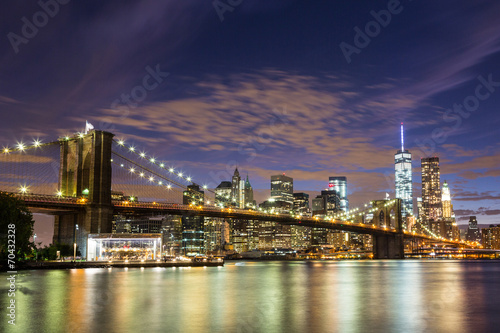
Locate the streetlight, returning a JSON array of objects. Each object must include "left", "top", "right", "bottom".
[
  {"left": 73, "top": 224, "right": 79, "bottom": 262},
  {"left": 33, "top": 233, "right": 37, "bottom": 260}
]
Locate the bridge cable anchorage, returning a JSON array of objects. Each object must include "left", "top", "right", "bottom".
[{"left": 112, "top": 139, "right": 215, "bottom": 194}]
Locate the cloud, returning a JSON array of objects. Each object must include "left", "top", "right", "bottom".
[{"left": 453, "top": 190, "right": 500, "bottom": 202}]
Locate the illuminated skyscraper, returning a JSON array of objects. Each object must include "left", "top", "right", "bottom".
[
  {"left": 231, "top": 168, "right": 241, "bottom": 207},
  {"left": 328, "top": 176, "right": 348, "bottom": 212},
  {"left": 244, "top": 175, "right": 255, "bottom": 208},
  {"left": 442, "top": 181, "right": 453, "bottom": 218},
  {"left": 421, "top": 157, "right": 442, "bottom": 222},
  {"left": 271, "top": 173, "right": 293, "bottom": 204},
  {"left": 395, "top": 123, "right": 413, "bottom": 217},
  {"left": 182, "top": 184, "right": 205, "bottom": 255}
]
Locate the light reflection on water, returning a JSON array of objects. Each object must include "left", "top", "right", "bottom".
[{"left": 1, "top": 260, "right": 500, "bottom": 333}]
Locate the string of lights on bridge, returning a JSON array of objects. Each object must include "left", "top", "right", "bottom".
[
  {"left": 113, "top": 138, "right": 215, "bottom": 193},
  {"left": 1, "top": 138, "right": 59, "bottom": 154}
]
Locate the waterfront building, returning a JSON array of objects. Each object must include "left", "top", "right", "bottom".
[
  {"left": 204, "top": 217, "right": 226, "bottom": 255},
  {"left": 328, "top": 176, "right": 348, "bottom": 212},
  {"left": 421, "top": 157, "right": 442, "bottom": 222},
  {"left": 311, "top": 190, "right": 342, "bottom": 246},
  {"left": 271, "top": 173, "right": 294, "bottom": 204},
  {"left": 395, "top": 124, "right": 413, "bottom": 217},
  {"left": 291, "top": 192, "right": 311, "bottom": 249},
  {"left": 161, "top": 215, "right": 182, "bottom": 255},
  {"left": 182, "top": 184, "right": 205, "bottom": 255},
  {"left": 258, "top": 199, "right": 292, "bottom": 250}
]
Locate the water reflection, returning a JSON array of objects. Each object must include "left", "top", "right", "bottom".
[{"left": 1, "top": 260, "right": 500, "bottom": 333}]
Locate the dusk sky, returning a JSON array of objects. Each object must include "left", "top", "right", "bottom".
[{"left": 1, "top": 0, "right": 499, "bottom": 241}]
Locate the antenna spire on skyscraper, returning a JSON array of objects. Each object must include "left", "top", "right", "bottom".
[{"left": 400, "top": 122, "right": 404, "bottom": 151}]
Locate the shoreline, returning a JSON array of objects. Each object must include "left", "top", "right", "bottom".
[{"left": 1, "top": 260, "right": 223, "bottom": 271}]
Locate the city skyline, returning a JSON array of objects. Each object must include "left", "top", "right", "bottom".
[{"left": 1, "top": 0, "right": 499, "bottom": 229}]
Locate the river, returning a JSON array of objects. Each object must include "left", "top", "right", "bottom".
[{"left": 2, "top": 260, "right": 500, "bottom": 333}]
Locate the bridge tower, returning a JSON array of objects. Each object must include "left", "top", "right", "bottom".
[
  {"left": 371, "top": 199, "right": 404, "bottom": 259},
  {"left": 53, "top": 130, "right": 114, "bottom": 256}
]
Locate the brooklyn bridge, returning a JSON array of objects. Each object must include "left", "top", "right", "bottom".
[{"left": 0, "top": 129, "right": 472, "bottom": 259}]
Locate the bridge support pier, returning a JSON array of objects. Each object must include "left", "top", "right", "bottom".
[{"left": 373, "top": 233, "right": 404, "bottom": 259}]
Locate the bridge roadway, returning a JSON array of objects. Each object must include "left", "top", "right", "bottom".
[{"left": 10, "top": 192, "right": 469, "bottom": 246}]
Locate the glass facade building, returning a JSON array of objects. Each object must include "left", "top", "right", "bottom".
[
  {"left": 395, "top": 124, "right": 413, "bottom": 217},
  {"left": 395, "top": 150, "right": 413, "bottom": 217},
  {"left": 328, "top": 176, "right": 348, "bottom": 212},
  {"left": 271, "top": 174, "right": 294, "bottom": 204},
  {"left": 87, "top": 233, "right": 162, "bottom": 261}
]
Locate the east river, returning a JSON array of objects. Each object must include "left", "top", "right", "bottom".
[{"left": 2, "top": 260, "right": 500, "bottom": 333}]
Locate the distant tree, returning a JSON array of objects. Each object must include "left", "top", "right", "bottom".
[{"left": 0, "top": 192, "right": 35, "bottom": 260}]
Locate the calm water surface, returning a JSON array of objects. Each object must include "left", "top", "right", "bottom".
[{"left": 2, "top": 260, "right": 500, "bottom": 333}]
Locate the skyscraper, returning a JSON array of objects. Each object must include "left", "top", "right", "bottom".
[
  {"left": 231, "top": 168, "right": 241, "bottom": 207},
  {"left": 442, "top": 181, "right": 453, "bottom": 218},
  {"left": 293, "top": 192, "right": 310, "bottom": 215},
  {"left": 328, "top": 176, "right": 348, "bottom": 212},
  {"left": 466, "top": 216, "right": 481, "bottom": 243},
  {"left": 421, "top": 157, "right": 442, "bottom": 222},
  {"left": 395, "top": 123, "right": 413, "bottom": 217},
  {"left": 271, "top": 173, "right": 293, "bottom": 204},
  {"left": 244, "top": 175, "right": 255, "bottom": 208},
  {"left": 182, "top": 184, "right": 205, "bottom": 255}
]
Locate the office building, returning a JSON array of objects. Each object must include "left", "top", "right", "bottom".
[
  {"left": 215, "top": 181, "right": 232, "bottom": 207},
  {"left": 328, "top": 176, "right": 348, "bottom": 212},
  {"left": 466, "top": 216, "right": 481, "bottom": 243},
  {"left": 231, "top": 168, "right": 241, "bottom": 207},
  {"left": 482, "top": 225, "right": 500, "bottom": 249},
  {"left": 442, "top": 181, "right": 453, "bottom": 218},
  {"left": 395, "top": 124, "right": 413, "bottom": 217},
  {"left": 182, "top": 184, "right": 205, "bottom": 255},
  {"left": 421, "top": 157, "right": 442, "bottom": 222},
  {"left": 312, "top": 190, "right": 341, "bottom": 216},
  {"left": 291, "top": 192, "right": 311, "bottom": 249},
  {"left": 244, "top": 175, "right": 255, "bottom": 208},
  {"left": 293, "top": 192, "right": 311, "bottom": 215},
  {"left": 271, "top": 173, "right": 294, "bottom": 204}
]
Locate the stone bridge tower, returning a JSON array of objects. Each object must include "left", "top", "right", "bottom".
[
  {"left": 370, "top": 199, "right": 404, "bottom": 259},
  {"left": 53, "top": 130, "right": 114, "bottom": 256}
]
